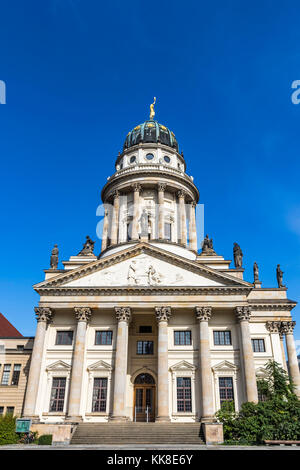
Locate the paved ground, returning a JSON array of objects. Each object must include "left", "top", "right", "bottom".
[{"left": 0, "top": 444, "right": 300, "bottom": 450}]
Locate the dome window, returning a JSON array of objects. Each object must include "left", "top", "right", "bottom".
[
  {"left": 130, "top": 156, "right": 136, "bottom": 164},
  {"left": 146, "top": 153, "right": 154, "bottom": 161},
  {"left": 164, "top": 156, "right": 171, "bottom": 163}
]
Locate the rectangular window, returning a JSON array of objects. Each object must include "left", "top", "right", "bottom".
[
  {"left": 139, "top": 326, "right": 152, "bottom": 333},
  {"left": 251, "top": 339, "right": 265, "bottom": 352},
  {"left": 92, "top": 378, "right": 108, "bottom": 412},
  {"left": 0, "top": 407, "right": 4, "bottom": 415},
  {"left": 174, "top": 331, "right": 192, "bottom": 346},
  {"left": 49, "top": 377, "right": 66, "bottom": 412},
  {"left": 164, "top": 223, "right": 172, "bottom": 241},
  {"left": 177, "top": 377, "right": 192, "bottom": 412},
  {"left": 95, "top": 331, "right": 113, "bottom": 345},
  {"left": 55, "top": 331, "right": 73, "bottom": 346},
  {"left": 1, "top": 364, "right": 11, "bottom": 385},
  {"left": 213, "top": 331, "right": 232, "bottom": 346},
  {"left": 137, "top": 341, "right": 154, "bottom": 355},
  {"left": 127, "top": 223, "right": 132, "bottom": 241},
  {"left": 11, "top": 364, "right": 21, "bottom": 386},
  {"left": 6, "top": 407, "right": 14, "bottom": 415},
  {"left": 219, "top": 377, "right": 234, "bottom": 406}
]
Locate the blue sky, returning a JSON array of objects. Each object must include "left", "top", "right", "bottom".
[{"left": 0, "top": 0, "right": 300, "bottom": 351}]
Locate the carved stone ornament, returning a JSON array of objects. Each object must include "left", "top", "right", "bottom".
[
  {"left": 280, "top": 321, "right": 296, "bottom": 335},
  {"left": 155, "top": 306, "right": 172, "bottom": 323},
  {"left": 78, "top": 236, "right": 95, "bottom": 257},
  {"left": 235, "top": 306, "right": 251, "bottom": 322},
  {"left": 115, "top": 307, "right": 131, "bottom": 323},
  {"left": 50, "top": 244, "right": 59, "bottom": 270},
  {"left": 34, "top": 307, "right": 53, "bottom": 323},
  {"left": 158, "top": 183, "right": 167, "bottom": 192},
  {"left": 74, "top": 307, "right": 92, "bottom": 322},
  {"left": 132, "top": 182, "right": 142, "bottom": 193},
  {"left": 195, "top": 306, "right": 212, "bottom": 322},
  {"left": 265, "top": 321, "right": 281, "bottom": 334},
  {"left": 177, "top": 190, "right": 186, "bottom": 199}
]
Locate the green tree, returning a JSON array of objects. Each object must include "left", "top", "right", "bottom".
[{"left": 216, "top": 360, "right": 300, "bottom": 445}]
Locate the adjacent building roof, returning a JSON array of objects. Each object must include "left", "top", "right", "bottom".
[{"left": 0, "top": 312, "right": 23, "bottom": 338}]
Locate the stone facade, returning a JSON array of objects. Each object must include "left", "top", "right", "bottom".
[
  {"left": 0, "top": 337, "right": 34, "bottom": 416},
  {"left": 22, "top": 116, "right": 300, "bottom": 430}
]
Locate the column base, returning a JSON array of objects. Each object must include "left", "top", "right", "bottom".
[
  {"left": 65, "top": 416, "right": 83, "bottom": 423},
  {"left": 200, "top": 416, "right": 217, "bottom": 424},
  {"left": 109, "top": 415, "right": 130, "bottom": 422},
  {"left": 155, "top": 416, "right": 171, "bottom": 422}
]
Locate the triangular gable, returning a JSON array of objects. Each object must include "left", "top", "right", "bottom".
[
  {"left": 87, "top": 360, "right": 113, "bottom": 372},
  {"left": 35, "top": 243, "right": 252, "bottom": 290},
  {"left": 170, "top": 360, "right": 197, "bottom": 372},
  {"left": 46, "top": 360, "right": 71, "bottom": 371},
  {"left": 212, "top": 360, "right": 239, "bottom": 372}
]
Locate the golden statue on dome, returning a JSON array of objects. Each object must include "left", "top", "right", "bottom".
[{"left": 150, "top": 97, "right": 156, "bottom": 120}]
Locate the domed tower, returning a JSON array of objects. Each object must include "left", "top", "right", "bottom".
[{"left": 100, "top": 102, "right": 199, "bottom": 258}]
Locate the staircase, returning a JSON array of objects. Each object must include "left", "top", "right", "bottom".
[{"left": 71, "top": 422, "right": 205, "bottom": 445}]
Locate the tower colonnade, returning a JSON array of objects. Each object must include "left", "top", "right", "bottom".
[{"left": 101, "top": 182, "right": 198, "bottom": 253}]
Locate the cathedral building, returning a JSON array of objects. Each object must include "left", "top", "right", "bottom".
[{"left": 22, "top": 104, "right": 300, "bottom": 440}]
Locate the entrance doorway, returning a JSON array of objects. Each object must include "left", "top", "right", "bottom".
[{"left": 133, "top": 373, "right": 156, "bottom": 422}]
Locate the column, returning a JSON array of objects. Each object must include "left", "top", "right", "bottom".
[
  {"left": 101, "top": 206, "right": 109, "bottom": 252},
  {"left": 23, "top": 307, "right": 53, "bottom": 417},
  {"left": 189, "top": 201, "right": 197, "bottom": 252},
  {"left": 111, "top": 307, "right": 131, "bottom": 421},
  {"left": 281, "top": 321, "right": 300, "bottom": 397},
  {"left": 279, "top": 327, "right": 288, "bottom": 372},
  {"left": 235, "top": 306, "right": 258, "bottom": 403},
  {"left": 67, "top": 307, "right": 92, "bottom": 420},
  {"left": 131, "top": 183, "right": 141, "bottom": 240},
  {"left": 110, "top": 190, "right": 120, "bottom": 246},
  {"left": 265, "top": 321, "right": 284, "bottom": 366},
  {"left": 158, "top": 183, "right": 166, "bottom": 240},
  {"left": 195, "top": 306, "right": 214, "bottom": 421},
  {"left": 155, "top": 306, "right": 171, "bottom": 421},
  {"left": 177, "top": 190, "right": 187, "bottom": 246}
]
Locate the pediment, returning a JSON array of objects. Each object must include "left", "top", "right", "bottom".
[
  {"left": 212, "top": 360, "right": 238, "bottom": 372},
  {"left": 35, "top": 243, "right": 251, "bottom": 291},
  {"left": 46, "top": 360, "right": 71, "bottom": 371},
  {"left": 170, "top": 360, "right": 197, "bottom": 372},
  {"left": 87, "top": 360, "right": 113, "bottom": 372}
]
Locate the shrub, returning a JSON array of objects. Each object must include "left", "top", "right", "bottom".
[
  {"left": 38, "top": 434, "right": 53, "bottom": 445},
  {"left": 216, "top": 361, "right": 300, "bottom": 445},
  {"left": 0, "top": 415, "right": 19, "bottom": 445}
]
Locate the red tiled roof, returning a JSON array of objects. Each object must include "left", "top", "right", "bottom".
[{"left": 0, "top": 312, "right": 23, "bottom": 337}]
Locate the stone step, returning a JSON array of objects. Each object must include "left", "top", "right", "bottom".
[{"left": 71, "top": 423, "right": 205, "bottom": 445}]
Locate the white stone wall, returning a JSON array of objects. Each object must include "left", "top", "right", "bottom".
[{"left": 35, "top": 309, "right": 285, "bottom": 423}]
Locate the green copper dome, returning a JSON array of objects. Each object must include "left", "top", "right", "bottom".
[{"left": 123, "top": 120, "right": 179, "bottom": 152}]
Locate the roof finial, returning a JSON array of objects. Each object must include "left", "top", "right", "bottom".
[{"left": 150, "top": 97, "right": 156, "bottom": 120}]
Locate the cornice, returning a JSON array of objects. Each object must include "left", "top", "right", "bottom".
[
  {"left": 34, "top": 243, "right": 252, "bottom": 291},
  {"left": 35, "top": 285, "right": 251, "bottom": 296},
  {"left": 101, "top": 169, "right": 199, "bottom": 203},
  {"left": 249, "top": 301, "right": 297, "bottom": 311}
]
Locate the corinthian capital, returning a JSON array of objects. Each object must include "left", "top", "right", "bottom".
[
  {"left": 177, "top": 190, "right": 186, "bottom": 200},
  {"left": 34, "top": 307, "right": 53, "bottom": 323},
  {"left": 195, "top": 306, "right": 212, "bottom": 322},
  {"left": 115, "top": 307, "right": 131, "bottom": 323},
  {"left": 132, "top": 182, "right": 142, "bottom": 193},
  {"left": 158, "top": 183, "right": 167, "bottom": 192},
  {"left": 280, "top": 321, "right": 296, "bottom": 335},
  {"left": 266, "top": 321, "right": 281, "bottom": 334},
  {"left": 74, "top": 307, "right": 92, "bottom": 322},
  {"left": 235, "top": 306, "right": 251, "bottom": 322},
  {"left": 155, "top": 306, "right": 172, "bottom": 323}
]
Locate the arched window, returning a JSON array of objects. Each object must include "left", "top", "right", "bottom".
[{"left": 134, "top": 373, "right": 155, "bottom": 385}]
